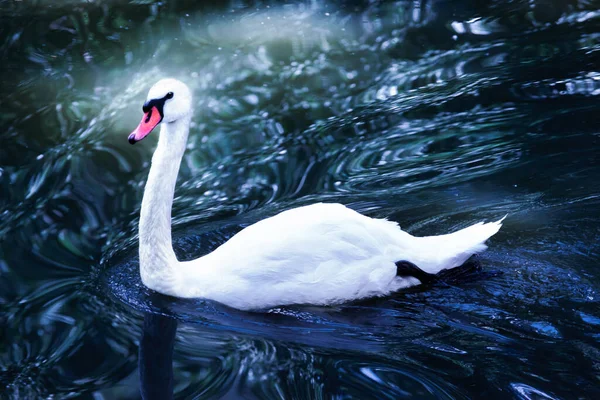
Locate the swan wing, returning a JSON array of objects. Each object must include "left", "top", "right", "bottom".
[
  {"left": 178, "top": 203, "right": 504, "bottom": 310},
  {"left": 183, "top": 203, "right": 402, "bottom": 309}
]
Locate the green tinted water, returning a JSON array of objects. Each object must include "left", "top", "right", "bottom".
[{"left": 1, "top": 1, "right": 599, "bottom": 398}]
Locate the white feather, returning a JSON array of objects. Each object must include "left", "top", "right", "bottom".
[
  {"left": 175, "top": 204, "right": 505, "bottom": 310},
  {"left": 133, "top": 79, "right": 505, "bottom": 311}
]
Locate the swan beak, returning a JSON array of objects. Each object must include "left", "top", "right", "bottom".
[{"left": 128, "top": 106, "right": 162, "bottom": 144}]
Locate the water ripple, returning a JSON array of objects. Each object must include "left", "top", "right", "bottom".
[{"left": 1, "top": 1, "right": 600, "bottom": 398}]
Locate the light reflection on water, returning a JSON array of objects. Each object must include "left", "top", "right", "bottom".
[{"left": 1, "top": 0, "right": 599, "bottom": 398}]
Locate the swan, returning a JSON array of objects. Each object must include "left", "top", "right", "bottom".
[{"left": 128, "top": 78, "right": 505, "bottom": 311}]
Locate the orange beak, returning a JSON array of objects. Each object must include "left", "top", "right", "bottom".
[{"left": 128, "top": 106, "right": 162, "bottom": 144}]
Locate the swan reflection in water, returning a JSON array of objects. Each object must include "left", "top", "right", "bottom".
[
  {"left": 129, "top": 226, "right": 493, "bottom": 399},
  {"left": 134, "top": 258, "right": 501, "bottom": 399},
  {"left": 139, "top": 312, "right": 177, "bottom": 400}
]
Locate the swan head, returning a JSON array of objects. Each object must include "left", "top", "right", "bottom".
[{"left": 128, "top": 78, "right": 192, "bottom": 144}]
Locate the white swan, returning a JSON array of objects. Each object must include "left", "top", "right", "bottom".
[{"left": 128, "top": 78, "right": 505, "bottom": 311}]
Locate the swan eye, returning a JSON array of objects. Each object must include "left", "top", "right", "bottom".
[{"left": 166, "top": 92, "right": 174, "bottom": 99}]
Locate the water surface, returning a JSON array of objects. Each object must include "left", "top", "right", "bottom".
[{"left": 1, "top": 0, "right": 599, "bottom": 398}]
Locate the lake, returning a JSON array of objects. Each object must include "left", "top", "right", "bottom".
[{"left": 1, "top": 0, "right": 599, "bottom": 398}]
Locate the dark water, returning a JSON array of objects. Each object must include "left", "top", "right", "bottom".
[{"left": 1, "top": 0, "right": 600, "bottom": 398}]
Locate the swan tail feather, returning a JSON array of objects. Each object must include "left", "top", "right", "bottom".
[{"left": 405, "top": 216, "right": 506, "bottom": 275}]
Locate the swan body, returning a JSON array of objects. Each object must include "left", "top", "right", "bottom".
[{"left": 129, "top": 79, "right": 505, "bottom": 311}]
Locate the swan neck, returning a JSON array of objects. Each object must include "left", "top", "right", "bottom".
[{"left": 138, "top": 117, "right": 190, "bottom": 291}]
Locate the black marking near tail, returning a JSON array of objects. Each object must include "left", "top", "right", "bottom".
[
  {"left": 396, "top": 256, "right": 504, "bottom": 286},
  {"left": 437, "top": 256, "right": 503, "bottom": 284},
  {"left": 395, "top": 260, "right": 437, "bottom": 284}
]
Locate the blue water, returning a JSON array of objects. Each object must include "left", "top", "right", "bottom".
[{"left": 1, "top": 1, "right": 599, "bottom": 398}]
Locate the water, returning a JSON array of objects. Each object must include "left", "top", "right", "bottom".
[{"left": 1, "top": 0, "right": 599, "bottom": 398}]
